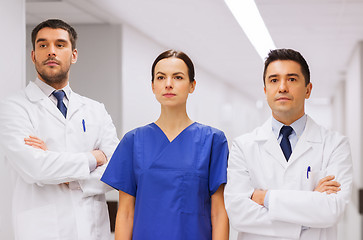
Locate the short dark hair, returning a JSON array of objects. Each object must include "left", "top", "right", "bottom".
[
  {"left": 151, "top": 50, "right": 195, "bottom": 83},
  {"left": 263, "top": 48, "right": 310, "bottom": 86},
  {"left": 31, "top": 19, "right": 77, "bottom": 50}
]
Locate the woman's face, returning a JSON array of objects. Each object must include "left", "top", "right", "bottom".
[{"left": 152, "top": 57, "right": 195, "bottom": 107}]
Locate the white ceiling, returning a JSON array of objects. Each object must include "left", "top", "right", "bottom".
[{"left": 26, "top": 0, "right": 363, "bottom": 102}]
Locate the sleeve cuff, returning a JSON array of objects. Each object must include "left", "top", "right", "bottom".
[
  {"left": 87, "top": 152, "right": 97, "bottom": 172},
  {"left": 264, "top": 190, "right": 270, "bottom": 209}
]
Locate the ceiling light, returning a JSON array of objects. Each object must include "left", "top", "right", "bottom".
[{"left": 224, "top": 0, "right": 276, "bottom": 60}]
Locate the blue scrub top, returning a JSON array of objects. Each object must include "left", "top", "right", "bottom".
[{"left": 101, "top": 122, "right": 228, "bottom": 240}]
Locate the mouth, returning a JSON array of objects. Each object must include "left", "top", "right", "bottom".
[
  {"left": 44, "top": 59, "right": 60, "bottom": 66},
  {"left": 275, "top": 96, "right": 291, "bottom": 102},
  {"left": 163, "top": 93, "right": 176, "bottom": 98}
]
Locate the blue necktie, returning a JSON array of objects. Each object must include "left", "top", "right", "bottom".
[
  {"left": 53, "top": 90, "right": 67, "bottom": 118},
  {"left": 280, "top": 126, "right": 293, "bottom": 161}
]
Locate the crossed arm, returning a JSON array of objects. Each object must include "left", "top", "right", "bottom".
[
  {"left": 251, "top": 175, "right": 342, "bottom": 206},
  {"left": 24, "top": 135, "right": 108, "bottom": 167},
  {"left": 0, "top": 100, "right": 118, "bottom": 192},
  {"left": 224, "top": 137, "right": 352, "bottom": 239}
]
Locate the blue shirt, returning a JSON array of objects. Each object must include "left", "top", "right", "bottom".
[{"left": 101, "top": 122, "right": 228, "bottom": 240}]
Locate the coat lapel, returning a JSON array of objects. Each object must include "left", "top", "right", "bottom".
[
  {"left": 25, "top": 82, "right": 66, "bottom": 123},
  {"left": 67, "top": 91, "right": 85, "bottom": 120},
  {"left": 288, "top": 116, "right": 322, "bottom": 165},
  {"left": 257, "top": 118, "right": 288, "bottom": 168}
]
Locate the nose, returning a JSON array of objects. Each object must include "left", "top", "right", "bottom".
[
  {"left": 165, "top": 77, "right": 173, "bottom": 89},
  {"left": 278, "top": 79, "right": 288, "bottom": 93},
  {"left": 47, "top": 44, "right": 56, "bottom": 57}
]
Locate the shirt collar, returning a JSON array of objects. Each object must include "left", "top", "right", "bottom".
[
  {"left": 34, "top": 78, "right": 71, "bottom": 100},
  {"left": 272, "top": 114, "right": 307, "bottom": 139}
]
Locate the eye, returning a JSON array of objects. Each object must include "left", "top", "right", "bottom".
[
  {"left": 175, "top": 75, "right": 183, "bottom": 80},
  {"left": 270, "top": 78, "right": 278, "bottom": 83},
  {"left": 156, "top": 76, "right": 164, "bottom": 80},
  {"left": 57, "top": 44, "right": 64, "bottom": 48},
  {"left": 39, "top": 44, "right": 46, "bottom": 48},
  {"left": 288, "top": 77, "right": 297, "bottom": 82}
]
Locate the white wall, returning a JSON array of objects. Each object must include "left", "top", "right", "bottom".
[
  {"left": 120, "top": 25, "right": 162, "bottom": 134},
  {"left": 0, "top": 0, "right": 25, "bottom": 239},
  {"left": 0, "top": 1, "right": 25, "bottom": 97},
  {"left": 332, "top": 80, "right": 346, "bottom": 133},
  {"left": 343, "top": 41, "right": 363, "bottom": 240},
  {"left": 306, "top": 102, "right": 333, "bottom": 129}
]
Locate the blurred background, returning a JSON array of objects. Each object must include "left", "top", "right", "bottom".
[{"left": 1, "top": 0, "right": 363, "bottom": 239}]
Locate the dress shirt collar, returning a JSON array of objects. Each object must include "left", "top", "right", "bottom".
[
  {"left": 272, "top": 114, "right": 307, "bottom": 139},
  {"left": 34, "top": 77, "right": 71, "bottom": 100}
]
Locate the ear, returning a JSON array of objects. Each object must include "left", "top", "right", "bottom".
[
  {"left": 189, "top": 80, "right": 196, "bottom": 94},
  {"left": 151, "top": 81, "right": 155, "bottom": 94},
  {"left": 305, "top": 82, "right": 312, "bottom": 99},
  {"left": 71, "top": 49, "right": 78, "bottom": 64},
  {"left": 263, "top": 85, "right": 267, "bottom": 95},
  {"left": 31, "top": 50, "right": 35, "bottom": 64}
]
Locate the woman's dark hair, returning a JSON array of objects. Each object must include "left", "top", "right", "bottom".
[{"left": 151, "top": 50, "right": 195, "bottom": 83}]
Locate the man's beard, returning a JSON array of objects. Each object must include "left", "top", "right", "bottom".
[
  {"left": 35, "top": 57, "right": 71, "bottom": 85},
  {"left": 37, "top": 68, "right": 69, "bottom": 85}
]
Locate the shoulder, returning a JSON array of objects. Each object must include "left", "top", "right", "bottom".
[
  {"left": 306, "top": 116, "right": 348, "bottom": 145},
  {"left": 192, "top": 123, "right": 227, "bottom": 145},
  {"left": 71, "top": 92, "right": 113, "bottom": 119},
  {"left": 73, "top": 92, "right": 104, "bottom": 107},
  {"left": 0, "top": 89, "right": 29, "bottom": 113},
  {"left": 233, "top": 123, "right": 266, "bottom": 145},
  {"left": 193, "top": 122, "right": 225, "bottom": 136},
  {"left": 121, "top": 123, "right": 155, "bottom": 141},
  {"left": 1, "top": 88, "right": 27, "bottom": 104}
]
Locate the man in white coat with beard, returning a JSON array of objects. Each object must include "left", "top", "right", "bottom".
[
  {"left": 224, "top": 48, "right": 352, "bottom": 240},
  {"left": 0, "top": 19, "right": 119, "bottom": 240}
]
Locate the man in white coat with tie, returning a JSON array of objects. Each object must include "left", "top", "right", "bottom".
[
  {"left": 224, "top": 48, "right": 352, "bottom": 240},
  {"left": 0, "top": 19, "right": 119, "bottom": 239}
]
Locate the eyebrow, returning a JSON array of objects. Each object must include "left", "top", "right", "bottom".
[
  {"left": 287, "top": 73, "right": 299, "bottom": 77},
  {"left": 173, "top": 72, "right": 185, "bottom": 76},
  {"left": 36, "top": 38, "right": 68, "bottom": 44},
  {"left": 36, "top": 38, "right": 47, "bottom": 43},
  {"left": 268, "top": 73, "right": 300, "bottom": 78},
  {"left": 155, "top": 71, "right": 185, "bottom": 75}
]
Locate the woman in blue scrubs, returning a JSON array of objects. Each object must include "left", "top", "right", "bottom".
[{"left": 101, "top": 50, "right": 229, "bottom": 240}]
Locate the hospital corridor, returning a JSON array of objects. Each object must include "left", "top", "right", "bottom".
[{"left": 1, "top": 0, "right": 363, "bottom": 239}]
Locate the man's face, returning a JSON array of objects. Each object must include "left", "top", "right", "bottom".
[
  {"left": 264, "top": 60, "right": 312, "bottom": 125},
  {"left": 31, "top": 27, "right": 77, "bottom": 88}
]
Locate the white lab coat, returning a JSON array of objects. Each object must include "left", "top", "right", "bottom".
[
  {"left": 0, "top": 81, "right": 119, "bottom": 240},
  {"left": 224, "top": 116, "right": 352, "bottom": 240}
]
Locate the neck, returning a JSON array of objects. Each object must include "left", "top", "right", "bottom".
[
  {"left": 155, "top": 104, "right": 193, "bottom": 132},
  {"left": 272, "top": 111, "right": 305, "bottom": 126},
  {"left": 38, "top": 76, "right": 69, "bottom": 90}
]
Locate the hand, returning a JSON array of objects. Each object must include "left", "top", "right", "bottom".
[
  {"left": 314, "top": 175, "right": 341, "bottom": 194},
  {"left": 24, "top": 135, "right": 48, "bottom": 151},
  {"left": 251, "top": 189, "right": 267, "bottom": 206},
  {"left": 91, "top": 150, "right": 107, "bottom": 166}
]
